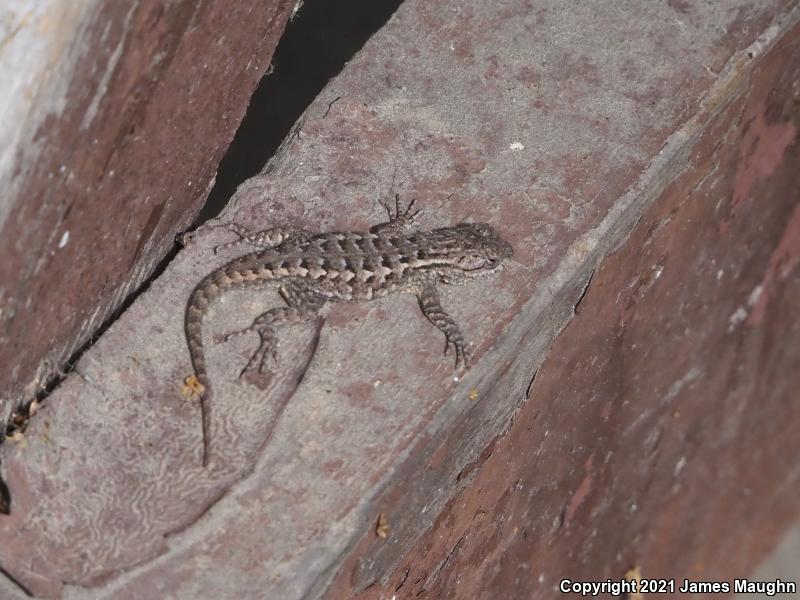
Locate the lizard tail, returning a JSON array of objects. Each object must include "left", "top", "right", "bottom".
[
  {"left": 185, "top": 257, "right": 273, "bottom": 466},
  {"left": 185, "top": 274, "right": 226, "bottom": 467}
]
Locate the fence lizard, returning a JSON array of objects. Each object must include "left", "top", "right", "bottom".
[{"left": 185, "top": 197, "right": 513, "bottom": 466}]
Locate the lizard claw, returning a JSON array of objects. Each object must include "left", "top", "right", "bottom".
[
  {"left": 372, "top": 194, "right": 422, "bottom": 236},
  {"left": 395, "top": 194, "right": 421, "bottom": 223},
  {"left": 399, "top": 196, "right": 421, "bottom": 221},
  {"left": 444, "top": 336, "right": 471, "bottom": 369},
  {"left": 238, "top": 332, "right": 279, "bottom": 378},
  {"left": 383, "top": 194, "right": 421, "bottom": 224},
  {"left": 221, "top": 318, "right": 280, "bottom": 376}
]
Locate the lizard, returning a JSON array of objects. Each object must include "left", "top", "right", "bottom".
[{"left": 184, "top": 197, "right": 513, "bottom": 466}]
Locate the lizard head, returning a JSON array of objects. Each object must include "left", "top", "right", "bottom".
[{"left": 432, "top": 222, "right": 513, "bottom": 283}]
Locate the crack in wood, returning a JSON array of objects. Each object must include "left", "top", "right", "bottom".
[{"left": 573, "top": 269, "right": 595, "bottom": 315}]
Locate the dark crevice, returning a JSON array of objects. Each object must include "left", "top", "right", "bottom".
[{"left": 192, "top": 0, "right": 404, "bottom": 226}]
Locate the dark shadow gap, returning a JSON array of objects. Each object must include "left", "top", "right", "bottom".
[{"left": 193, "top": 0, "right": 405, "bottom": 225}]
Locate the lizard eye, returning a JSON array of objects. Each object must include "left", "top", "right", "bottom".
[
  {"left": 457, "top": 222, "right": 490, "bottom": 237},
  {"left": 459, "top": 252, "right": 489, "bottom": 271}
]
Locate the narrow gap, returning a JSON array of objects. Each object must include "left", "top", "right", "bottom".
[
  {"left": 573, "top": 268, "right": 595, "bottom": 315},
  {"left": 193, "top": 0, "right": 405, "bottom": 225},
  {"left": 0, "top": 563, "right": 33, "bottom": 596},
  {"left": 0, "top": 0, "right": 404, "bottom": 504}
]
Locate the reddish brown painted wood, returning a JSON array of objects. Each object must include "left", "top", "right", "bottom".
[{"left": 0, "top": 0, "right": 295, "bottom": 420}]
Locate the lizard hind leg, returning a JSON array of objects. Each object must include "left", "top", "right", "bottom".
[
  {"left": 416, "top": 278, "right": 472, "bottom": 368},
  {"left": 222, "top": 282, "right": 326, "bottom": 380}
]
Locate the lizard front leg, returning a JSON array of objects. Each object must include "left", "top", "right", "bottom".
[
  {"left": 416, "top": 277, "right": 471, "bottom": 368},
  {"left": 371, "top": 194, "right": 421, "bottom": 236},
  {"left": 213, "top": 224, "right": 314, "bottom": 254},
  {"left": 222, "top": 281, "right": 325, "bottom": 377}
]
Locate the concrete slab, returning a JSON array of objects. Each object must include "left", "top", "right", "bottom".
[{"left": 1, "top": 0, "right": 798, "bottom": 598}]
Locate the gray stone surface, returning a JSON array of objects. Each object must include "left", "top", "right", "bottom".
[{"left": 1, "top": 0, "right": 798, "bottom": 598}]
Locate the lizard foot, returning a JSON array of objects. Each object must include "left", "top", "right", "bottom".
[
  {"left": 238, "top": 330, "right": 279, "bottom": 377},
  {"left": 213, "top": 223, "right": 310, "bottom": 254},
  {"left": 220, "top": 318, "right": 279, "bottom": 376},
  {"left": 444, "top": 334, "right": 471, "bottom": 369},
  {"left": 372, "top": 195, "right": 421, "bottom": 235},
  {"left": 213, "top": 223, "right": 257, "bottom": 254},
  {"left": 221, "top": 310, "right": 277, "bottom": 342},
  {"left": 385, "top": 194, "right": 421, "bottom": 225}
]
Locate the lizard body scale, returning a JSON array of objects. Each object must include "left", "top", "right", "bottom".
[{"left": 185, "top": 199, "right": 513, "bottom": 466}]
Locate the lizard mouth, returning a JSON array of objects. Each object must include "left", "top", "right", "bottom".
[{"left": 465, "top": 258, "right": 504, "bottom": 273}]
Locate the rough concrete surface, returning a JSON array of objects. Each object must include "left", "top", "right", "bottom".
[
  {"left": 0, "top": 0, "right": 296, "bottom": 419},
  {"left": 736, "top": 523, "right": 800, "bottom": 599},
  {"left": 1, "top": 1, "right": 799, "bottom": 598},
  {"left": 333, "top": 17, "right": 800, "bottom": 598}
]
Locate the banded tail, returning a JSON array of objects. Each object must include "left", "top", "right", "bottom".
[
  {"left": 185, "top": 256, "right": 277, "bottom": 466},
  {"left": 185, "top": 275, "right": 221, "bottom": 467}
]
